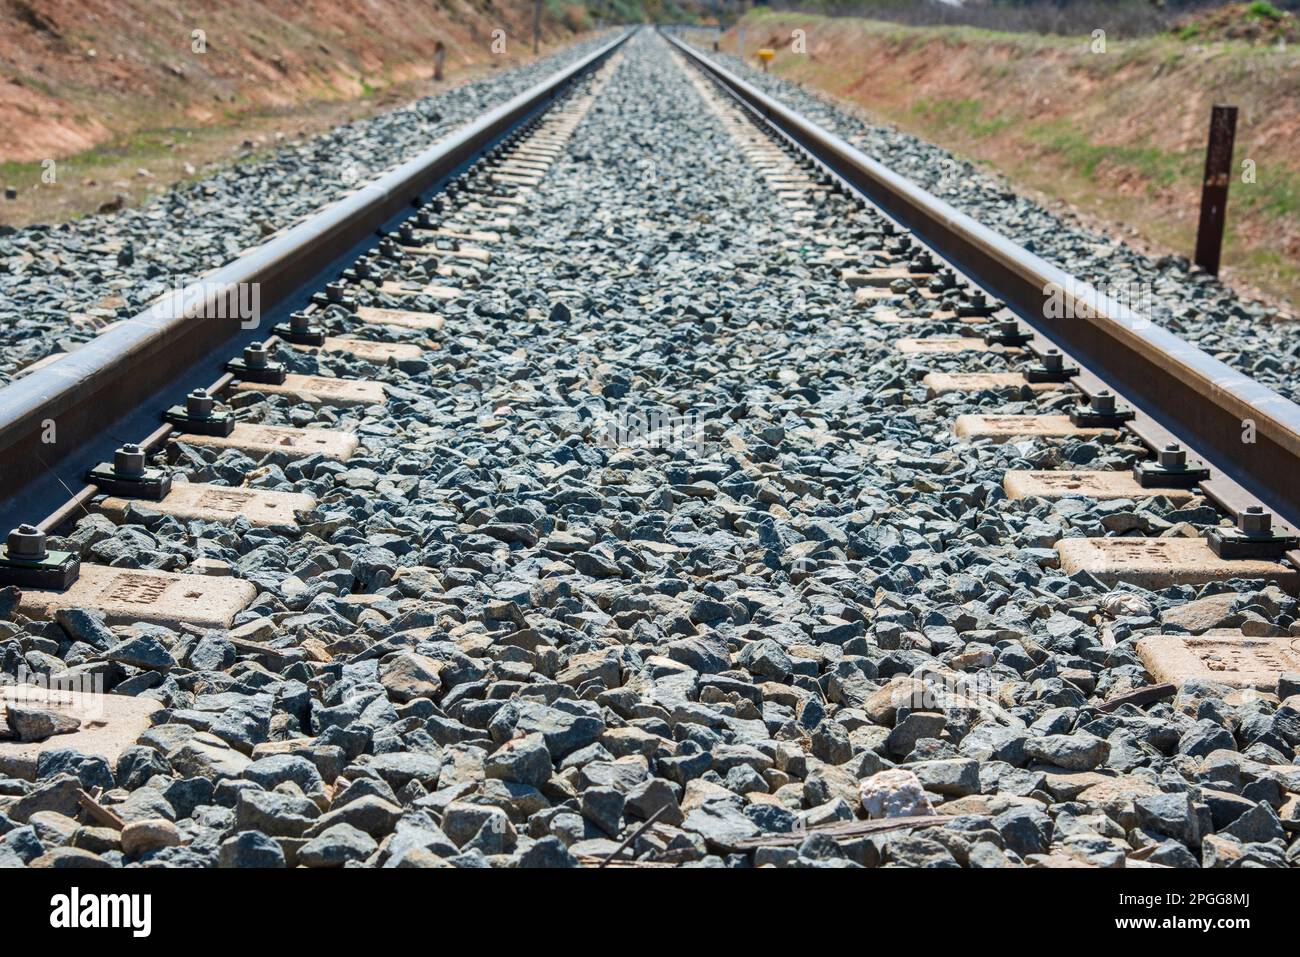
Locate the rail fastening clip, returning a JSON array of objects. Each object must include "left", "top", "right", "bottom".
[
  {"left": 0, "top": 524, "right": 80, "bottom": 590},
  {"left": 85, "top": 443, "right": 172, "bottom": 500},
  {"left": 1206, "top": 506, "right": 1299, "bottom": 561},
  {"left": 1069, "top": 390, "right": 1135, "bottom": 428},
  {"left": 1132, "top": 443, "right": 1211, "bottom": 490},
  {"left": 164, "top": 389, "right": 236, "bottom": 436}
]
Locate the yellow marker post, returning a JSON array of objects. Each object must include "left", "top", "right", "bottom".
[{"left": 757, "top": 48, "right": 775, "bottom": 72}]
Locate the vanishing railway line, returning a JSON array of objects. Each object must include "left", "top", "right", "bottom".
[{"left": 0, "top": 28, "right": 1297, "bottom": 870}]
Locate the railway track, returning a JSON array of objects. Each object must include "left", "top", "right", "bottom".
[{"left": 0, "top": 28, "right": 1297, "bottom": 871}]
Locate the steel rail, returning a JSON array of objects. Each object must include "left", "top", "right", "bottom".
[
  {"left": 664, "top": 30, "right": 1300, "bottom": 535},
  {"left": 0, "top": 30, "right": 631, "bottom": 510}
]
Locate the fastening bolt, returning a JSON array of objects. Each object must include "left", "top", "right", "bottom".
[
  {"left": 985, "top": 319, "right": 1031, "bottom": 347},
  {"left": 1158, "top": 444, "right": 1187, "bottom": 469},
  {"left": 1240, "top": 505, "right": 1272, "bottom": 536},
  {"left": 289, "top": 311, "right": 312, "bottom": 334},
  {"left": 114, "top": 443, "right": 146, "bottom": 479},
  {"left": 7, "top": 524, "right": 46, "bottom": 561},
  {"left": 187, "top": 389, "right": 214, "bottom": 418},
  {"left": 1042, "top": 349, "right": 1063, "bottom": 370},
  {"left": 326, "top": 281, "right": 348, "bottom": 302},
  {"left": 243, "top": 342, "right": 269, "bottom": 369},
  {"left": 1091, "top": 390, "right": 1116, "bottom": 414}
]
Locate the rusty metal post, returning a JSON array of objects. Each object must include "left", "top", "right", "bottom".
[
  {"left": 1194, "top": 104, "right": 1237, "bottom": 276},
  {"left": 434, "top": 41, "right": 445, "bottom": 81}
]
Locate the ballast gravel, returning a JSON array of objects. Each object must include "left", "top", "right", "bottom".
[{"left": 0, "top": 31, "right": 1297, "bottom": 870}]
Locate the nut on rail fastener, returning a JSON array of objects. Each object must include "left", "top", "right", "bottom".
[
  {"left": 0, "top": 524, "right": 80, "bottom": 590},
  {"left": 1133, "top": 443, "right": 1210, "bottom": 489},
  {"left": 926, "top": 269, "right": 956, "bottom": 293},
  {"left": 1206, "top": 506, "right": 1299, "bottom": 561},
  {"left": 226, "top": 341, "right": 286, "bottom": 385},
  {"left": 907, "top": 251, "right": 935, "bottom": 274},
  {"left": 164, "top": 389, "right": 236, "bottom": 436},
  {"left": 273, "top": 310, "right": 326, "bottom": 346},
  {"left": 85, "top": 443, "right": 171, "bottom": 500},
  {"left": 342, "top": 258, "right": 375, "bottom": 283},
  {"left": 957, "top": 290, "right": 1000, "bottom": 318},
  {"left": 984, "top": 320, "right": 1033, "bottom": 348},
  {"left": 1024, "top": 348, "right": 1078, "bottom": 383},
  {"left": 1069, "top": 390, "right": 1135, "bottom": 428},
  {"left": 375, "top": 238, "right": 405, "bottom": 262},
  {"left": 311, "top": 280, "right": 356, "bottom": 311}
]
